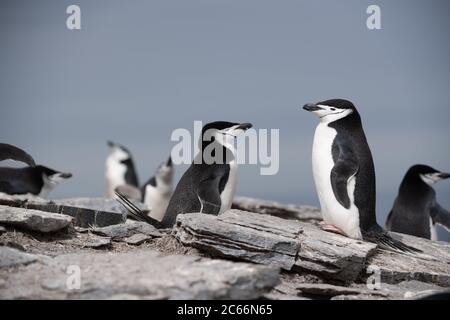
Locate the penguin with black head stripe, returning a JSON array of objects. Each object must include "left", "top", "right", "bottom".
[
  {"left": 303, "top": 99, "right": 421, "bottom": 253},
  {"left": 386, "top": 164, "right": 450, "bottom": 240},
  {"left": 116, "top": 121, "right": 252, "bottom": 228}
]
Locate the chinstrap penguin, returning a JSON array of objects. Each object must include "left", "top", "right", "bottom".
[
  {"left": 0, "top": 165, "right": 72, "bottom": 197},
  {"left": 116, "top": 121, "right": 252, "bottom": 228},
  {"left": 105, "top": 141, "right": 139, "bottom": 198},
  {"left": 386, "top": 164, "right": 450, "bottom": 240},
  {"left": 141, "top": 156, "right": 174, "bottom": 221},
  {"left": 303, "top": 99, "right": 420, "bottom": 253}
]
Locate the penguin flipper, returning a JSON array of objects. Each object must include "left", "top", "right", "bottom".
[
  {"left": 0, "top": 143, "right": 36, "bottom": 167},
  {"left": 197, "top": 177, "right": 222, "bottom": 215},
  {"left": 330, "top": 143, "right": 359, "bottom": 209},
  {"left": 430, "top": 202, "right": 450, "bottom": 232}
]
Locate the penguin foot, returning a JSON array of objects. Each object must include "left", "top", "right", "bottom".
[{"left": 319, "top": 222, "right": 347, "bottom": 236}]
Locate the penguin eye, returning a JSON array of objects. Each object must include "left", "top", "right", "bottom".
[{"left": 330, "top": 108, "right": 336, "bottom": 111}]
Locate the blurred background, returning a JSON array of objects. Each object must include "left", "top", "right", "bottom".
[{"left": 1, "top": 0, "right": 449, "bottom": 240}]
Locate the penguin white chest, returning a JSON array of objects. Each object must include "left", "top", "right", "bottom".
[
  {"left": 106, "top": 158, "right": 127, "bottom": 196},
  {"left": 145, "top": 184, "right": 170, "bottom": 221},
  {"left": 312, "top": 123, "right": 361, "bottom": 239},
  {"left": 219, "top": 161, "right": 238, "bottom": 214}
]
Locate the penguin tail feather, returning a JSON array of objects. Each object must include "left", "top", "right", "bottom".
[
  {"left": 364, "top": 229, "right": 422, "bottom": 254},
  {"left": 114, "top": 190, "right": 162, "bottom": 229}
]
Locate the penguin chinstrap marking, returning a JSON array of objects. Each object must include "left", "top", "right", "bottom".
[
  {"left": 386, "top": 165, "right": 450, "bottom": 241},
  {"left": 0, "top": 143, "right": 36, "bottom": 167},
  {"left": 116, "top": 121, "right": 253, "bottom": 229},
  {"left": 141, "top": 156, "right": 174, "bottom": 222},
  {"left": 105, "top": 141, "right": 139, "bottom": 198},
  {"left": 303, "top": 99, "right": 421, "bottom": 253},
  {"left": 0, "top": 165, "right": 72, "bottom": 197}
]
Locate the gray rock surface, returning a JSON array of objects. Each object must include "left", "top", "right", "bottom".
[
  {"left": 174, "top": 210, "right": 303, "bottom": 270},
  {"left": 92, "top": 221, "right": 163, "bottom": 240},
  {"left": 0, "top": 249, "right": 279, "bottom": 299},
  {"left": 0, "top": 195, "right": 126, "bottom": 228},
  {"left": 174, "top": 210, "right": 376, "bottom": 282},
  {"left": 0, "top": 247, "right": 39, "bottom": 268},
  {"left": 125, "top": 234, "right": 151, "bottom": 245},
  {"left": 365, "top": 233, "right": 450, "bottom": 286},
  {"left": 0, "top": 205, "right": 73, "bottom": 233},
  {"left": 293, "top": 223, "right": 377, "bottom": 283},
  {"left": 174, "top": 209, "right": 450, "bottom": 286},
  {"left": 233, "top": 196, "right": 321, "bottom": 222},
  {"left": 56, "top": 198, "right": 124, "bottom": 214}
]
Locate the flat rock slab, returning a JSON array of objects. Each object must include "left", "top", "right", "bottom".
[
  {"left": 364, "top": 233, "right": 450, "bottom": 287},
  {"left": 174, "top": 210, "right": 303, "bottom": 270},
  {"left": 293, "top": 223, "right": 377, "bottom": 283},
  {"left": 0, "top": 249, "right": 279, "bottom": 299},
  {"left": 125, "top": 234, "right": 151, "bottom": 245},
  {"left": 0, "top": 196, "right": 126, "bottom": 228},
  {"left": 174, "top": 210, "right": 377, "bottom": 282},
  {"left": 233, "top": 197, "right": 321, "bottom": 222},
  {"left": 0, "top": 205, "right": 73, "bottom": 233},
  {"left": 92, "top": 221, "right": 163, "bottom": 240},
  {"left": 0, "top": 247, "right": 39, "bottom": 268},
  {"left": 56, "top": 198, "right": 124, "bottom": 214}
]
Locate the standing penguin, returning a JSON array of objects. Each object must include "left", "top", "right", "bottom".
[
  {"left": 116, "top": 121, "right": 252, "bottom": 228},
  {"left": 141, "top": 156, "right": 174, "bottom": 221},
  {"left": 0, "top": 165, "right": 72, "bottom": 197},
  {"left": 0, "top": 143, "right": 36, "bottom": 167},
  {"left": 386, "top": 164, "right": 450, "bottom": 240},
  {"left": 303, "top": 99, "right": 420, "bottom": 252},
  {"left": 105, "top": 141, "right": 139, "bottom": 198}
]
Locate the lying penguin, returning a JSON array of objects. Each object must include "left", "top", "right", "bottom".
[
  {"left": 0, "top": 143, "right": 72, "bottom": 197},
  {"left": 386, "top": 164, "right": 450, "bottom": 241},
  {"left": 116, "top": 121, "right": 253, "bottom": 228},
  {"left": 303, "top": 99, "right": 420, "bottom": 253}
]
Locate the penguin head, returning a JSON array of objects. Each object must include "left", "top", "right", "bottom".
[
  {"left": 201, "top": 121, "right": 253, "bottom": 148},
  {"left": 155, "top": 156, "right": 174, "bottom": 187},
  {"left": 303, "top": 99, "right": 357, "bottom": 123},
  {"left": 407, "top": 164, "right": 450, "bottom": 186},
  {"left": 107, "top": 141, "right": 131, "bottom": 163},
  {"left": 36, "top": 165, "right": 72, "bottom": 195}
]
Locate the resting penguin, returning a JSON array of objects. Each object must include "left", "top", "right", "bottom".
[
  {"left": 141, "top": 156, "right": 174, "bottom": 221},
  {"left": 105, "top": 141, "right": 139, "bottom": 198},
  {"left": 0, "top": 165, "right": 72, "bottom": 197},
  {"left": 386, "top": 164, "right": 450, "bottom": 240},
  {"left": 303, "top": 99, "right": 420, "bottom": 253},
  {"left": 116, "top": 121, "right": 252, "bottom": 228}
]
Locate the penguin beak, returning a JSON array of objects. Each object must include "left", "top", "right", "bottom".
[
  {"left": 107, "top": 140, "right": 116, "bottom": 148},
  {"left": 438, "top": 172, "right": 450, "bottom": 179},
  {"left": 60, "top": 172, "right": 72, "bottom": 179},
  {"left": 236, "top": 123, "right": 253, "bottom": 131},
  {"left": 166, "top": 156, "right": 172, "bottom": 167},
  {"left": 303, "top": 103, "right": 323, "bottom": 112}
]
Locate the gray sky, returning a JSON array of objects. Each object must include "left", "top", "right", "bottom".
[{"left": 1, "top": 0, "right": 449, "bottom": 240}]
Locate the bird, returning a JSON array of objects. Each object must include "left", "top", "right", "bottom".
[
  {"left": 116, "top": 121, "right": 253, "bottom": 228},
  {"left": 303, "top": 99, "right": 420, "bottom": 253},
  {"left": 0, "top": 165, "right": 72, "bottom": 197},
  {"left": 105, "top": 141, "right": 139, "bottom": 198},
  {"left": 141, "top": 156, "right": 174, "bottom": 221},
  {"left": 386, "top": 164, "right": 450, "bottom": 240}
]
